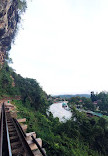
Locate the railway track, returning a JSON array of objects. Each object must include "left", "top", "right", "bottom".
[{"left": 0, "top": 103, "right": 47, "bottom": 156}]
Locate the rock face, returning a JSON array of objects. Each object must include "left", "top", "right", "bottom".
[{"left": 0, "top": 0, "right": 19, "bottom": 65}]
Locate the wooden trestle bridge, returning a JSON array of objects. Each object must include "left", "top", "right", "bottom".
[{"left": 0, "top": 102, "right": 47, "bottom": 156}]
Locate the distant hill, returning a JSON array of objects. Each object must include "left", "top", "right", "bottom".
[{"left": 53, "top": 94, "right": 90, "bottom": 98}]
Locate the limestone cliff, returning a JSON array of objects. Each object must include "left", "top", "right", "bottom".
[{"left": 0, "top": 0, "right": 19, "bottom": 65}]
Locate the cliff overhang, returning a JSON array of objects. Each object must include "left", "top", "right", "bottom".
[{"left": 0, "top": 0, "right": 19, "bottom": 65}]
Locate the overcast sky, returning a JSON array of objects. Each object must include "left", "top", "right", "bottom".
[{"left": 10, "top": 0, "right": 108, "bottom": 95}]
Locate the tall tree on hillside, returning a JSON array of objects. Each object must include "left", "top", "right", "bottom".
[{"left": 91, "top": 91, "right": 97, "bottom": 102}]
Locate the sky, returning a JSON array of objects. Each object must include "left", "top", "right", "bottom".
[{"left": 10, "top": 0, "right": 108, "bottom": 95}]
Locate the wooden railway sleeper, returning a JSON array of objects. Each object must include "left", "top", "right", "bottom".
[
  {"left": 6, "top": 115, "right": 27, "bottom": 155},
  {"left": 1, "top": 103, "right": 47, "bottom": 156}
]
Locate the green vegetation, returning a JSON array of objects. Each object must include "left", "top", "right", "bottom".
[
  {"left": 0, "top": 63, "right": 48, "bottom": 113},
  {"left": 0, "top": 64, "right": 108, "bottom": 155},
  {"left": 13, "top": 99, "right": 107, "bottom": 156},
  {"left": 18, "top": 0, "right": 27, "bottom": 13},
  {"left": 0, "top": 1, "right": 107, "bottom": 154},
  {"left": 91, "top": 92, "right": 108, "bottom": 115},
  {"left": 0, "top": 63, "right": 15, "bottom": 97},
  {"left": 55, "top": 94, "right": 90, "bottom": 99},
  {"left": 68, "top": 96, "right": 95, "bottom": 111}
]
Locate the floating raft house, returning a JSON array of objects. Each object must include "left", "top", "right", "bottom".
[{"left": 62, "top": 102, "right": 67, "bottom": 107}]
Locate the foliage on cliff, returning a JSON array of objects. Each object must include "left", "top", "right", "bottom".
[
  {"left": 18, "top": 0, "right": 27, "bottom": 13},
  {"left": 0, "top": 63, "right": 48, "bottom": 112}
]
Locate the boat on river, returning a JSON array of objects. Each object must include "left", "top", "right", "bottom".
[
  {"left": 62, "top": 102, "right": 67, "bottom": 107},
  {"left": 62, "top": 102, "right": 70, "bottom": 111}
]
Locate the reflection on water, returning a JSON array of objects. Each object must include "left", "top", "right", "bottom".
[{"left": 48, "top": 102, "right": 72, "bottom": 122}]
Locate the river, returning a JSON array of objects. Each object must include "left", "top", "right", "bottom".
[{"left": 48, "top": 102, "right": 72, "bottom": 122}]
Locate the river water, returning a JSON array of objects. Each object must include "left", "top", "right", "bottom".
[{"left": 48, "top": 102, "right": 72, "bottom": 122}]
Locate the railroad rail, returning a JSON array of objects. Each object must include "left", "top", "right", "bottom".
[{"left": 0, "top": 103, "right": 47, "bottom": 156}]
